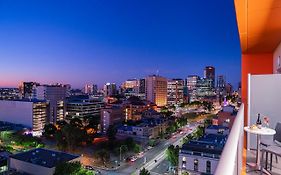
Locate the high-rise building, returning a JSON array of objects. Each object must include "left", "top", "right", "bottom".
[
  {"left": 196, "top": 78, "right": 216, "bottom": 98},
  {"left": 217, "top": 75, "right": 226, "bottom": 89},
  {"left": 186, "top": 75, "right": 200, "bottom": 91},
  {"left": 83, "top": 84, "right": 98, "bottom": 95},
  {"left": 35, "top": 84, "right": 67, "bottom": 123},
  {"left": 145, "top": 75, "right": 167, "bottom": 106},
  {"left": 204, "top": 66, "right": 215, "bottom": 87},
  {"left": 167, "top": 79, "right": 184, "bottom": 106},
  {"left": 225, "top": 83, "right": 233, "bottom": 95},
  {"left": 121, "top": 79, "right": 139, "bottom": 98},
  {"left": 103, "top": 83, "right": 117, "bottom": 97},
  {"left": 0, "top": 99, "right": 49, "bottom": 136},
  {"left": 139, "top": 78, "right": 146, "bottom": 94},
  {"left": 19, "top": 82, "right": 39, "bottom": 99}
]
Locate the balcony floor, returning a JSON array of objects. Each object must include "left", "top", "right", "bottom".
[{"left": 246, "top": 150, "right": 281, "bottom": 175}]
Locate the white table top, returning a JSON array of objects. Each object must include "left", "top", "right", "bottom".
[{"left": 244, "top": 126, "right": 276, "bottom": 136}]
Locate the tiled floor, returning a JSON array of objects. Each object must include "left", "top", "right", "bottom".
[{"left": 246, "top": 150, "right": 281, "bottom": 175}]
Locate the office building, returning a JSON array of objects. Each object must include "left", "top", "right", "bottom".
[
  {"left": 103, "top": 83, "right": 117, "bottom": 97},
  {"left": 145, "top": 75, "right": 167, "bottom": 106},
  {"left": 19, "top": 82, "right": 39, "bottom": 99},
  {"left": 167, "top": 79, "right": 184, "bottom": 106},
  {"left": 100, "top": 106, "right": 124, "bottom": 133},
  {"left": 0, "top": 88, "right": 19, "bottom": 100},
  {"left": 35, "top": 84, "right": 67, "bottom": 123},
  {"left": 66, "top": 96, "right": 104, "bottom": 119},
  {"left": 0, "top": 99, "right": 49, "bottom": 136},
  {"left": 204, "top": 66, "right": 215, "bottom": 88},
  {"left": 9, "top": 148, "right": 80, "bottom": 175},
  {"left": 186, "top": 75, "right": 200, "bottom": 91},
  {"left": 196, "top": 78, "right": 216, "bottom": 98},
  {"left": 121, "top": 79, "right": 139, "bottom": 98},
  {"left": 139, "top": 78, "right": 146, "bottom": 94},
  {"left": 225, "top": 83, "right": 233, "bottom": 95}
]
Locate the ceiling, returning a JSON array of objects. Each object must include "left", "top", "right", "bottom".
[{"left": 235, "top": 0, "right": 281, "bottom": 54}]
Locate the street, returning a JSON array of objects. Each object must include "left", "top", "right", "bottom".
[{"left": 92, "top": 122, "right": 199, "bottom": 175}]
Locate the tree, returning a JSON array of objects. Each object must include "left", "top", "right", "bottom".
[
  {"left": 54, "top": 162, "right": 92, "bottom": 175},
  {"left": 43, "top": 124, "right": 57, "bottom": 138},
  {"left": 139, "top": 168, "right": 150, "bottom": 175},
  {"left": 70, "top": 118, "right": 83, "bottom": 128},
  {"left": 133, "top": 144, "right": 142, "bottom": 153},
  {"left": 166, "top": 145, "right": 179, "bottom": 167},
  {"left": 61, "top": 124, "right": 86, "bottom": 151},
  {"left": 95, "top": 149, "right": 110, "bottom": 166},
  {"left": 107, "top": 125, "right": 117, "bottom": 141}
]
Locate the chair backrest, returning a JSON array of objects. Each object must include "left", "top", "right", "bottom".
[{"left": 274, "top": 122, "right": 281, "bottom": 142}]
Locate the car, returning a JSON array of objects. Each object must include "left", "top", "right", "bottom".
[
  {"left": 84, "top": 165, "right": 94, "bottom": 170},
  {"left": 130, "top": 156, "right": 138, "bottom": 162}
]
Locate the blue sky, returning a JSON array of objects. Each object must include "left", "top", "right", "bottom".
[{"left": 0, "top": 0, "right": 241, "bottom": 88}]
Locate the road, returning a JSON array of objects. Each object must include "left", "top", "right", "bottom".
[{"left": 93, "top": 122, "right": 198, "bottom": 175}]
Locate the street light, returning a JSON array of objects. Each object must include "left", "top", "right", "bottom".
[{"left": 119, "top": 145, "right": 127, "bottom": 162}]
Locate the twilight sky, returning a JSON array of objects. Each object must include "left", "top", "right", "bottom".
[{"left": 0, "top": 0, "right": 241, "bottom": 89}]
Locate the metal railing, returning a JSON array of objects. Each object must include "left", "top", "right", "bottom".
[{"left": 215, "top": 104, "right": 244, "bottom": 175}]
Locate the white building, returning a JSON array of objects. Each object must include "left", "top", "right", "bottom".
[
  {"left": 178, "top": 134, "right": 227, "bottom": 175},
  {"left": 0, "top": 99, "right": 48, "bottom": 136}
]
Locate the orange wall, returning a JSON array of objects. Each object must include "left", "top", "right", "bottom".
[{"left": 242, "top": 53, "right": 273, "bottom": 147}]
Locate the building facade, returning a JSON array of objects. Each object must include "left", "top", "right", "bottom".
[
  {"left": 204, "top": 66, "right": 215, "bottom": 88},
  {"left": 66, "top": 96, "right": 104, "bottom": 119},
  {"left": 103, "top": 83, "right": 117, "bottom": 97},
  {"left": 35, "top": 84, "right": 67, "bottom": 123},
  {"left": 0, "top": 99, "right": 48, "bottom": 136},
  {"left": 100, "top": 106, "right": 124, "bottom": 132},
  {"left": 145, "top": 75, "right": 167, "bottom": 106},
  {"left": 167, "top": 79, "right": 184, "bottom": 106}
]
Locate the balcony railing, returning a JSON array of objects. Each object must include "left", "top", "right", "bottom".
[{"left": 215, "top": 104, "right": 244, "bottom": 175}]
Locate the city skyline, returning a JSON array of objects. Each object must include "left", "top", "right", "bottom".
[{"left": 0, "top": 0, "right": 241, "bottom": 88}]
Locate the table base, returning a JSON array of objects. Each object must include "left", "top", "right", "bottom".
[{"left": 246, "top": 163, "right": 271, "bottom": 175}]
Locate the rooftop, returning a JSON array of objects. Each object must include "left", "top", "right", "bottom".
[
  {"left": 181, "top": 134, "right": 228, "bottom": 155},
  {"left": 10, "top": 148, "right": 80, "bottom": 168}
]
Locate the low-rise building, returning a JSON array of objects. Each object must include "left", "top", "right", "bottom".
[
  {"left": 178, "top": 134, "right": 227, "bottom": 175},
  {"left": 9, "top": 148, "right": 80, "bottom": 175},
  {"left": 205, "top": 125, "right": 229, "bottom": 136},
  {"left": 116, "top": 117, "right": 168, "bottom": 144},
  {"left": 100, "top": 106, "right": 124, "bottom": 132}
]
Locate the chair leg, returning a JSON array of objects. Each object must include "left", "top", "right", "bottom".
[
  {"left": 265, "top": 152, "right": 268, "bottom": 170},
  {"left": 276, "top": 154, "right": 278, "bottom": 163},
  {"left": 270, "top": 153, "right": 273, "bottom": 171},
  {"left": 261, "top": 150, "right": 265, "bottom": 175}
]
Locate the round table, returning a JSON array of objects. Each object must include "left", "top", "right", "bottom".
[{"left": 244, "top": 126, "right": 276, "bottom": 172}]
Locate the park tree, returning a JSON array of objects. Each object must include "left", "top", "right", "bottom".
[
  {"left": 166, "top": 145, "right": 179, "bottom": 166},
  {"left": 139, "top": 168, "right": 150, "bottom": 175},
  {"left": 43, "top": 124, "right": 57, "bottom": 138}
]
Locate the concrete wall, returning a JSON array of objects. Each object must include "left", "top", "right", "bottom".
[
  {"left": 9, "top": 158, "right": 54, "bottom": 175},
  {"left": 178, "top": 154, "right": 219, "bottom": 175},
  {"left": 248, "top": 74, "right": 281, "bottom": 149},
  {"left": 0, "top": 100, "right": 33, "bottom": 128}
]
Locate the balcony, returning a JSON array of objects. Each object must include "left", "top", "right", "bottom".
[{"left": 215, "top": 104, "right": 281, "bottom": 175}]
